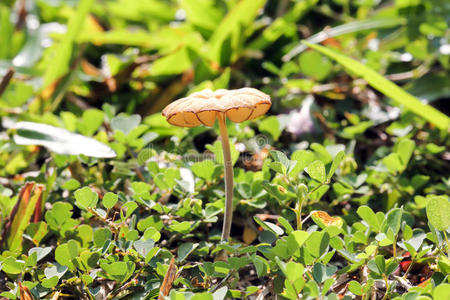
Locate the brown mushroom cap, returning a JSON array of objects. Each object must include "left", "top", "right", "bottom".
[{"left": 162, "top": 88, "right": 271, "bottom": 127}]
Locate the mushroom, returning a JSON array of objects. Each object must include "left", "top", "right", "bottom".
[{"left": 162, "top": 88, "right": 271, "bottom": 241}]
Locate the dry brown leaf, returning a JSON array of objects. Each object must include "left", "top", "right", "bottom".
[
  {"left": 158, "top": 257, "right": 177, "bottom": 299},
  {"left": 19, "top": 282, "right": 34, "bottom": 300},
  {"left": 243, "top": 225, "right": 258, "bottom": 244}
]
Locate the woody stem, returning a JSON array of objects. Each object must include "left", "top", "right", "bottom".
[{"left": 218, "top": 113, "right": 233, "bottom": 241}]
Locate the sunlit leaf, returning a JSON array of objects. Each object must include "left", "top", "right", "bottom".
[
  {"left": 13, "top": 121, "right": 116, "bottom": 158},
  {"left": 304, "top": 42, "right": 450, "bottom": 130}
]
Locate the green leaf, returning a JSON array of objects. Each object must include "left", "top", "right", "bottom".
[
  {"left": 122, "top": 201, "right": 138, "bottom": 218},
  {"left": 62, "top": 179, "right": 81, "bottom": 191},
  {"left": 269, "top": 150, "right": 290, "bottom": 171},
  {"left": 111, "top": 114, "right": 141, "bottom": 135},
  {"left": 382, "top": 208, "right": 403, "bottom": 236},
  {"left": 28, "top": 247, "right": 52, "bottom": 262},
  {"left": 26, "top": 250, "right": 38, "bottom": 267},
  {"left": 212, "top": 286, "right": 228, "bottom": 300},
  {"left": 44, "top": 264, "right": 68, "bottom": 280},
  {"left": 438, "top": 256, "right": 450, "bottom": 275},
  {"left": 123, "top": 228, "right": 138, "bottom": 240},
  {"left": 348, "top": 281, "right": 363, "bottom": 296},
  {"left": 209, "top": 0, "right": 266, "bottom": 65},
  {"left": 262, "top": 182, "right": 289, "bottom": 202},
  {"left": 100, "top": 261, "right": 135, "bottom": 284},
  {"left": 357, "top": 206, "right": 381, "bottom": 232},
  {"left": 191, "top": 160, "right": 216, "bottom": 181},
  {"left": 76, "top": 224, "right": 93, "bottom": 246},
  {"left": 395, "top": 139, "right": 415, "bottom": 168},
  {"left": 385, "top": 260, "right": 398, "bottom": 276},
  {"left": 78, "top": 109, "right": 104, "bottom": 136},
  {"left": 259, "top": 116, "right": 281, "bottom": 141},
  {"left": 181, "top": 0, "right": 222, "bottom": 32},
  {"left": 312, "top": 263, "right": 337, "bottom": 283},
  {"left": 299, "top": 51, "right": 332, "bottom": 80},
  {"left": 289, "top": 150, "right": 316, "bottom": 177},
  {"left": 206, "top": 140, "right": 239, "bottom": 166},
  {"left": 278, "top": 216, "right": 294, "bottom": 235},
  {"left": 41, "top": 276, "right": 59, "bottom": 289},
  {"left": 1, "top": 82, "right": 34, "bottom": 107},
  {"left": 305, "top": 231, "right": 330, "bottom": 258},
  {"left": 310, "top": 143, "right": 332, "bottom": 164},
  {"left": 253, "top": 217, "right": 284, "bottom": 236},
  {"left": 327, "top": 151, "right": 345, "bottom": 181},
  {"left": 23, "top": 221, "right": 47, "bottom": 247},
  {"left": 306, "top": 160, "right": 326, "bottom": 183},
  {"left": 151, "top": 47, "right": 194, "bottom": 76},
  {"left": 1, "top": 257, "right": 25, "bottom": 275},
  {"left": 375, "top": 255, "right": 385, "bottom": 273},
  {"left": 303, "top": 42, "right": 450, "bottom": 130},
  {"left": 177, "top": 242, "right": 198, "bottom": 262},
  {"left": 94, "top": 228, "right": 112, "bottom": 247},
  {"left": 251, "top": 255, "right": 268, "bottom": 278},
  {"left": 434, "top": 284, "right": 450, "bottom": 300},
  {"left": 44, "top": 202, "right": 75, "bottom": 232},
  {"left": 102, "top": 192, "right": 118, "bottom": 209},
  {"left": 288, "top": 230, "right": 310, "bottom": 249},
  {"left": 285, "top": 261, "right": 304, "bottom": 283},
  {"left": 382, "top": 153, "right": 403, "bottom": 174},
  {"left": 133, "top": 239, "right": 155, "bottom": 258},
  {"left": 191, "top": 294, "right": 213, "bottom": 300},
  {"left": 55, "top": 240, "right": 79, "bottom": 270},
  {"left": 143, "top": 227, "right": 161, "bottom": 241},
  {"left": 426, "top": 195, "right": 450, "bottom": 231},
  {"left": 74, "top": 187, "right": 99, "bottom": 210},
  {"left": 43, "top": 0, "right": 95, "bottom": 87},
  {"left": 169, "top": 221, "right": 193, "bottom": 234}
]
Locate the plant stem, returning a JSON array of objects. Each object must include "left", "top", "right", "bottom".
[
  {"left": 382, "top": 275, "right": 389, "bottom": 300},
  {"left": 443, "top": 231, "right": 450, "bottom": 259},
  {"left": 393, "top": 238, "right": 397, "bottom": 260},
  {"left": 295, "top": 198, "right": 303, "bottom": 230},
  {"left": 218, "top": 113, "right": 233, "bottom": 241}
]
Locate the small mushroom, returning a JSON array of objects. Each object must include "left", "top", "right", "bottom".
[{"left": 162, "top": 88, "right": 271, "bottom": 241}]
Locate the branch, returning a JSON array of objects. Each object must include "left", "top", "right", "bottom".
[{"left": 0, "top": 67, "right": 15, "bottom": 98}]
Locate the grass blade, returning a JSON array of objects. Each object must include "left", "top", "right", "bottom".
[
  {"left": 6, "top": 183, "right": 44, "bottom": 251},
  {"left": 283, "top": 18, "right": 406, "bottom": 61},
  {"left": 303, "top": 42, "right": 450, "bottom": 130},
  {"left": 43, "top": 0, "right": 95, "bottom": 88}
]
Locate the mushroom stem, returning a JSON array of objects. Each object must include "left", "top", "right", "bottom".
[{"left": 218, "top": 112, "right": 233, "bottom": 241}]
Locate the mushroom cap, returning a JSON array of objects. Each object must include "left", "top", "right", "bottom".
[{"left": 162, "top": 88, "right": 271, "bottom": 127}]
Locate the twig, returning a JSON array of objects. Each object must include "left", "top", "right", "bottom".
[
  {"left": 66, "top": 92, "right": 92, "bottom": 110},
  {"left": 15, "top": 0, "right": 27, "bottom": 30},
  {"left": 105, "top": 271, "right": 141, "bottom": 300},
  {"left": 210, "top": 272, "right": 232, "bottom": 293},
  {"left": 0, "top": 67, "right": 15, "bottom": 97}
]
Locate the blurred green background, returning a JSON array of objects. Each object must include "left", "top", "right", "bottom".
[{"left": 0, "top": 0, "right": 448, "bottom": 120}]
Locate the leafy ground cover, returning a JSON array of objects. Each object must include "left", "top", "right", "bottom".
[{"left": 0, "top": 0, "right": 449, "bottom": 299}]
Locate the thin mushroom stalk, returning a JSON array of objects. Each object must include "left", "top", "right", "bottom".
[
  {"left": 161, "top": 88, "right": 271, "bottom": 242},
  {"left": 217, "top": 113, "right": 233, "bottom": 241}
]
